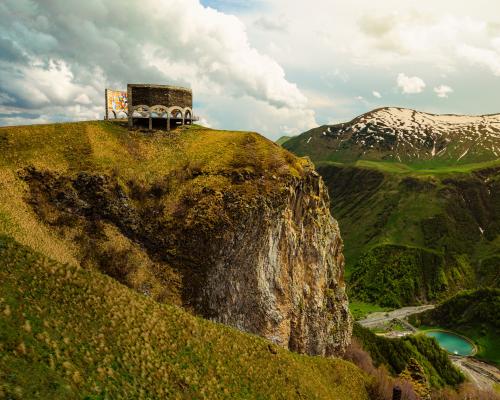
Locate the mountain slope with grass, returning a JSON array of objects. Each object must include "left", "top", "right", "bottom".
[
  {"left": 0, "top": 234, "right": 371, "bottom": 399},
  {"left": 0, "top": 120, "right": 367, "bottom": 397},
  {"left": 276, "top": 135, "right": 292, "bottom": 145},
  {"left": 0, "top": 120, "right": 351, "bottom": 357},
  {"left": 283, "top": 108, "right": 500, "bottom": 307}
]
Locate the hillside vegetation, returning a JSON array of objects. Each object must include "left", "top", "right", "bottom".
[
  {"left": 411, "top": 289, "right": 500, "bottom": 365},
  {"left": 316, "top": 163, "right": 499, "bottom": 307},
  {"left": 276, "top": 136, "right": 292, "bottom": 145},
  {"left": 0, "top": 120, "right": 375, "bottom": 398},
  {"left": 0, "top": 234, "right": 371, "bottom": 399},
  {"left": 352, "top": 324, "right": 464, "bottom": 388},
  {"left": 284, "top": 108, "right": 500, "bottom": 307},
  {"left": 0, "top": 120, "right": 304, "bottom": 308},
  {"left": 0, "top": 120, "right": 355, "bottom": 357}
]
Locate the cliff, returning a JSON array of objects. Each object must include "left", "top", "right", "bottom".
[{"left": 0, "top": 120, "right": 351, "bottom": 357}]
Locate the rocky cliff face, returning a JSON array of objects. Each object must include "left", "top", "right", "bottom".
[
  {"left": 21, "top": 151, "right": 351, "bottom": 357},
  {"left": 200, "top": 170, "right": 351, "bottom": 356}
]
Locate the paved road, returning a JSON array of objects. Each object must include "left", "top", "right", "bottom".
[
  {"left": 451, "top": 356, "right": 500, "bottom": 392},
  {"left": 358, "top": 304, "right": 435, "bottom": 328}
]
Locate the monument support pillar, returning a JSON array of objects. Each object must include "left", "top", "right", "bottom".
[{"left": 105, "top": 89, "right": 109, "bottom": 120}]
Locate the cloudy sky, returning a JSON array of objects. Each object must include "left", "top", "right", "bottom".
[{"left": 1, "top": 0, "right": 499, "bottom": 139}]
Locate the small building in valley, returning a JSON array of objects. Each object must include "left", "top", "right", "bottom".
[{"left": 127, "top": 84, "right": 196, "bottom": 130}]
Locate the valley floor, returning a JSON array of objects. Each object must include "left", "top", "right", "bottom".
[{"left": 360, "top": 307, "right": 500, "bottom": 392}]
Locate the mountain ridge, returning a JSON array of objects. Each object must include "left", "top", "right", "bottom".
[
  {"left": 283, "top": 107, "right": 500, "bottom": 308},
  {"left": 284, "top": 107, "right": 500, "bottom": 166}
]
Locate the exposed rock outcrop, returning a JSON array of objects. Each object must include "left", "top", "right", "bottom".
[
  {"left": 200, "top": 170, "right": 351, "bottom": 356},
  {"left": 22, "top": 161, "right": 351, "bottom": 357}
]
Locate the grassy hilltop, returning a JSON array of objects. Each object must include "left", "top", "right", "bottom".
[
  {"left": 0, "top": 120, "right": 372, "bottom": 399},
  {"left": 0, "top": 120, "right": 305, "bottom": 305}
]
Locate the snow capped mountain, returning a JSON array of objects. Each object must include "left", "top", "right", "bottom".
[{"left": 285, "top": 107, "right": 500, "bottom": 164}]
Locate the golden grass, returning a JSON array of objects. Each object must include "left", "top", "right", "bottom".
[
  {"left": 0, "top": 121, "right": 305, "bottom": 266},
  {"left": 0, "top": 235, "right": 370, "bottom": 399},
  {"left": 0, "top": 122, "right": 304, "bottom": 180},
  {"left": 0, "top": 169, "right": 78, "bottom": 266}
]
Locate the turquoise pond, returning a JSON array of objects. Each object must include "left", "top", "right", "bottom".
[{"left": 425, "top": 331, "right": 475, "bottom": 356}]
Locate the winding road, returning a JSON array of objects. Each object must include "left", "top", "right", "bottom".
[
  {"left": 451, "top": 356, "right": 500, "bottom": 392},
  {"left": 358, "top": 304, "right": 435, "bottom": 329}
]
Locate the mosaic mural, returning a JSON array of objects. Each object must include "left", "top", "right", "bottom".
[{"left": 105, "top": 89, "right": 128, "bottom": 118}]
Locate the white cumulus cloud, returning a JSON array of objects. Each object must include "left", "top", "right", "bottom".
[
  {"left": 434, "top": 85, "right": 454, "bottom": 98},
  {"left": 372, "top": 91, "right": 382, "bottom": 98},
  {"left": 397, "top": 73, "right": 426, "bottom": 94},
  {"left": 0, "top": 0, "right": 315, "bottom": 138},
  {"left": 457, "top": 44, "right": 500, "bottom": 76}
]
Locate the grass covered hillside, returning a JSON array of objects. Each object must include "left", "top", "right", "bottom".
[
  {"left": 410, "top": 289, "right": 500, "bottom": 365},
  {"left": 0, "top": 120, "right": 374, "bottom": 398},
  {"left": 276, "top": 136, "right": 292, "bottom": 145},
  {"left": 0, "top": 234, "right": 371, "bottom": 399},
  {"left": 316, "top": 163, "right": 500, "bottom": 307},
  {"left": 283, "top": 108, "right": 500, "bottom": 307},
  {"left": 0, "top": 120, "right": 305, "bottom": 308},
  {"left": 0, "top": 119, "right": 355, "bottom": 358}
]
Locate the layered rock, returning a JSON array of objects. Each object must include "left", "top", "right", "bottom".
[{"left": 200, "top": 170, "right": 351, "bottom": 356}]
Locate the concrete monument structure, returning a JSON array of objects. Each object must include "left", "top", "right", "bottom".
[{"left": 127, "top": 84, "right": 195, "bottom": 130}]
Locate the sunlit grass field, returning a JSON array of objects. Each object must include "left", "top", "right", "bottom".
[{"left": 0, "top": 235, "right": 370, "bottom": 399}]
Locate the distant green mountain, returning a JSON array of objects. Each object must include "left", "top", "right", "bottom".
[
  {"left": 276, "top": 135, "right": 292, "bottom": 145},
  {"left": 284, "top": 107, "right": 500, "bottom": 307},
  {"left": 410, "top": 288, "right": 500, "bottom": 365}
]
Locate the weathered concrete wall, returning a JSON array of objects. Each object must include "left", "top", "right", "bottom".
[{"left": 129, "top": 84, "right": 192, "bottom": 108}]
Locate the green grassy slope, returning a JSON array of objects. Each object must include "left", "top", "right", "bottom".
[
  {"left": 410, "top": 289, "right": 500, "bottom": 365},
  {"left": 312, "top": 162, "right": 500, "bottom": 307},
  {"left": 0, "top": 234, "right": 370, "bottom": 399},
  {"left": 283, "top": 108, "right": 500, "bottom": 307},
  {"left": 276, "top": 136, "right": 292, "bottom": 145}
]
